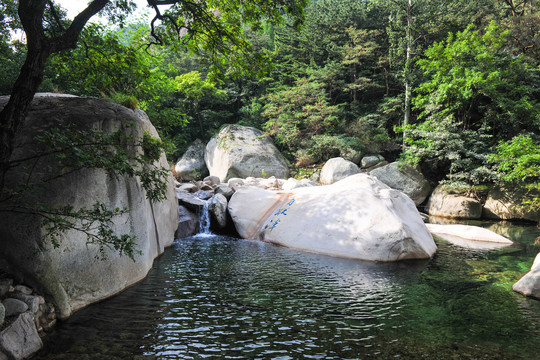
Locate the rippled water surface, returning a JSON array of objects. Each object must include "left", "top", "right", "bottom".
[{"left": 37, "top": 222, "right": 540, "bottom": 359}]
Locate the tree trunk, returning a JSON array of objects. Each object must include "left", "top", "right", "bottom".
[
  {"left": 0, "top": 0, "right": 110, "bottom": 191},
  {"left": 403, "top": 0, "right": 413, "bottom": 149}
]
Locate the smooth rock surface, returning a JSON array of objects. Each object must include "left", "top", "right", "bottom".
[
  {"left": 0, "top": 304, "right": 4, "bottom": 327},
  {"left": 0, "top": 94, "right": 178, "bottom": 319},
  {"left": 513, "top": 253, "right": 540, "bottom": 300},
  {"left": 0, "top": 313, "right": 42, "bottom": 360},
  {"left": 361, "top": 155, "right": 384, "bottom": 168},
  {"left": 9, "top": 293, "right": 40, "bottom": 314},
  {"left": 319, "top": 157, "right": 360, "bottom": 185},
  {"left": 2, "top": 299, "right": 28, "bottom": 317},
  {"left": 176, "top": 206, "right": 199, "bottom": 239},
  {"left": 426, "top": 224, "right": 513, "bottom": 244},
  {"left": 426, "top": 185, "right": 482, "bottom": 219},
  {"left": 369, "top": 162, "right": 431, "bottom": 206},
  {"left": 483, "top": 186, "right": 540, "bottom": 222},
  {"left": 228, "top": 174, "right": 436, "bottom": 261},
  {"left": 208, "top": 194, "right": 228, "bottom": 230},
  {"left": 205, "top": 125, "right": 290, "bottom": 182},
  {"left": 174, "top": 139, "right": 208, "bottom": 181},
  {"left": 176, "top": 192, "right": 206, "bottom": 212},
  {"left": 214, "top": 184, "right": 235, "bottom": 200}
]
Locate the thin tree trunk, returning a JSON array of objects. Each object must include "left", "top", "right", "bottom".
[{"left": 403, "top": 0, "right": 413, "bottom": 149}]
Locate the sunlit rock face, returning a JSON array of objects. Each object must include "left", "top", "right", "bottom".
[
  {"left": 174, "top": 139, "right": 208, "bottom": 181},
  {"left": 228, "top": 174, "right": 436, "bottom": 262},
  {"left": 369, "top": 162, "right": 431, "bottom": 206},
  {"left": 205, "top": 125, "right": 290, "bottom": 182},
  {"left": 513, "top": 253, "right": 540, "bottom": 300},
  {"left": 426, "top": 223, "right": 513, "bottom": 250},
  {"left": 0, "top": 94, "right": 178, "bottom": 319}
]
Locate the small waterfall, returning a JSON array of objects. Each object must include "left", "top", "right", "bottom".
[{"left": 198, "top": 201, "right": 213, "bottom": 236}]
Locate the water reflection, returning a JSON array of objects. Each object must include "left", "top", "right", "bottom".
[{"left": 37, "top": 223, "right": 540, "bottom": 360}]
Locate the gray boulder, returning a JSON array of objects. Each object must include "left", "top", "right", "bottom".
[
  {"left": 176, "top": 206, "right": 199, "bottom": 238},
  {"left": 0, "top": 94, "right": 178, "bottom": 319},
  {"left": 513, "top": 253, "right": 540, "bottom": 300},
  {"left": 174, "top": 139, "right": 208, "bottom": 181},
  {"left": 319, "top": 157, "right": 361, "bottom": 185},
  {"left": 370, "top": 162, "right": 431, "bottom": 206},
  {"left": 483, "top": 186, "right": 540, "bottom": 223},
  {"left": 426, "top": 185, "right": 482, "bottom": 219},
  {"left": 205, "top": 125, "right": 290, "bottom": 182},
  {"left": 0, "top": 313, "right": 42, "bottom": 360},
  {"left": 361, "top": 155, "right": 385, "bottom": 168},
  {"left": 2, "top": 299, "right": 28, "bottom": 317},
  {"left": 215, "top": 184, "right": 235, "bottom": 200},
  {"left": 9, "top": 293, "right": 40, "bottom": 314},
  {"left": 176, "top": 192, "right": 206, "bottom": 212},
  {"left": 209, "top": 194, "right": 228, "bottom": 230}
]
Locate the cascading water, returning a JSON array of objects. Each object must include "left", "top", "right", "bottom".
[{"left": 197, "top": 200, "right": 213, "bottom": 236}]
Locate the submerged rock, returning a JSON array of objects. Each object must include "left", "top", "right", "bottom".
[
  {"left": 228, "top": 174, "right": 436, "bottom": 261},
  {"left": 426, "top": 224, "right": 513, "bottom": 249},
  {"left": 513, "top": 253, "right": 540, "bottom": 300},
  {"left": 205, "top": 124, "right": 290, "bottom": 182}
]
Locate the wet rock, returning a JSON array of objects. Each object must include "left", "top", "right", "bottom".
[
  {"left": 320, "top": 157, "right": 360, "bottom": 185},
  {"left": 2, "top": 299, "right": 28, "bottom": 317},
  {"left": 209, "top": 194, "right": 228, "bottom": 230},
  {"left": 194, "top": 190, "right": 213, "bottom": 200},
  {"left": 513, "top": 253, "right": 540, "bottom": 300},
  {"left": 176, "top": 206, "right": 199, "bottom": 239},
  {"left": 0, "top": 312, "right": 42, "bottom": 359}
]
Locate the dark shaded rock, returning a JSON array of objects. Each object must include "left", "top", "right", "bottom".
[{"left": 176, "top": 206, "right": 199, "bottom": 239}]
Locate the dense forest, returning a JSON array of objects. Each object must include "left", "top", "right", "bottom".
[{"left": 1, "top": 0, "right": 539, "bottom": 205}]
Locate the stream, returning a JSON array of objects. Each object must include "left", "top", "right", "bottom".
[{"left": 36, "top": 220, "right": 540, "bottom": 359}]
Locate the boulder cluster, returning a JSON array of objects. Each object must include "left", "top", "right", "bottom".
[
  {"left": 174, "top": 175, "right": 319, "bottom": 237},
  {"left": 0, "top": 278, "right": 56, "bottom": 359}
]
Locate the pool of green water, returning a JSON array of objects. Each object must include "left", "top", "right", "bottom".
[{"left": 36, "top": 221, "right": 540, "bottom": 359}]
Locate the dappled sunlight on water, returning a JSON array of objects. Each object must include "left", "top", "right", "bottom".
[{"left": 37, "top": 221, "right": 540, "bottom": 359}]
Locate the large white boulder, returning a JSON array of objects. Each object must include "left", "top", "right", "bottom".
[
  {"left": 228, "top": 174, "right": 436, "bottom": 261},
  {"left": 174, "top": 139, "right": 208, "bottom": 181},
  {"left": 369, "top": 162, "right": 431, "bottom": 206},
  {"left": 0, "top": 94, "right": 178, "bottom": 319},
  {"left": 513, "top": 253, "right": 540, "bottom": 300},
  {"left": 205, "top": 125, "right": 290, "bottom": 182},
  {"left": 319, "top": 157, "right": 361, "bottom": 185}
]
